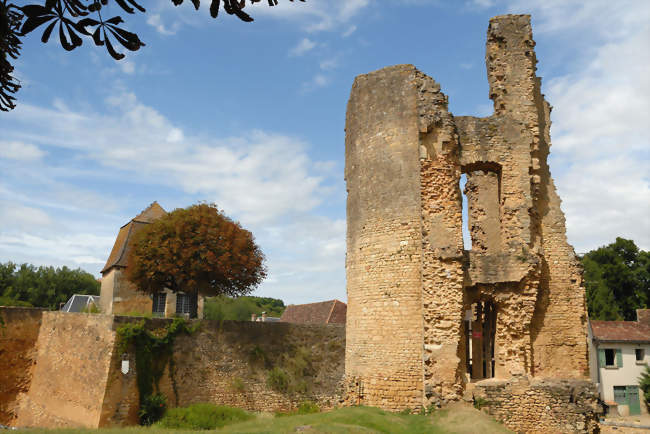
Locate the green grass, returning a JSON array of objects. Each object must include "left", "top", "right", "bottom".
[{"left": 23, "top": 403, "right": 511, "bottom": 433}]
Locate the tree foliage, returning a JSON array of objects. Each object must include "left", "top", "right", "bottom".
[
  {"left": 127, "top": 203, "right": 266, "bottom": 298},
  {"left": 0, "top": 261, "right": 100, "bottom": 308},
  {"left": 0, "top": 0, "right": 306, "bottom": 111},
  {"left": 204, "top": 294, "right": 285, "bottom": 321},
  {"left": 582, "top": 237, "right": 649, "bottom": 321},
  {"left": 640, "top": 365, "right": 650, "bottom": 411}
]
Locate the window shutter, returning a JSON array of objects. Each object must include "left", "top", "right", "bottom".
[
  {"left": 598, "top": 349, "right": 606, "bottom": 368},
  {"left": 616, "top": 349, "right": 623, "bottom": 368}
]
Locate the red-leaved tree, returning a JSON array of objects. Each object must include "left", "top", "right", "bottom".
[{"left": 126, "top": 203, "right": 266, "bottom": 298}]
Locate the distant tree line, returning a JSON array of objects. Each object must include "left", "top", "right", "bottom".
[
  {"left": 204, "top": 295, "right": 285, "bottom": 321},
  {"left": 582, "top": 238, "right": 649, "bottom": 321},
  {"left": 0, "top": 261, "right": 99, "bottom": 309}
]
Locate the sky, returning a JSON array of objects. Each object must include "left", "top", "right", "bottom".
[{"left": 1, "top": 0, "right": 648, "bottom": 305}]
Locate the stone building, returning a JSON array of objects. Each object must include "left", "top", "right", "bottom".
[
  {"left": 99, "top": 202, "right": 204, "bottom": 318},
  {"left": 343, "top": 14, "right": 599, "bottom": 430}
]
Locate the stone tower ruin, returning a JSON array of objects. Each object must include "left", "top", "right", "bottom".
[{"left": 344, "top": 15, "right": 596, "bottom": 425}]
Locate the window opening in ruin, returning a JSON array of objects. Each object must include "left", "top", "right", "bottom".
[
  {"left": 605, "top": 349, "right": 616, "bottom": 367},
  {"left": 460, "top": 174, "right": 472, "bottom": 250},
  {"left": 466, "top": 300, "right": 497, "bottom": 380}
]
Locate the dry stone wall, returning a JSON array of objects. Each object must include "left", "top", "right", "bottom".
[
  {"left": 344, "top": 14, "right": 597, "bottom": 431},
  {"left": 473, "top": 377, "right": 601, "bottom": 434}
]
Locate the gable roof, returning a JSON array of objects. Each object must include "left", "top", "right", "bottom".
[
  {"left": 101, "top": 202, "right": 166, "bottom": 274},
  {"left": 591, "top": 320, "right": 650, "bottom": 343},
  {"left": 280, "top": 300, "right": 346, "bottom": 325}
]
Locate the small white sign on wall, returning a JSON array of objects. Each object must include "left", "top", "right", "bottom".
[{"left": 121, "top": 360, "right": 129, "bottom": 375}]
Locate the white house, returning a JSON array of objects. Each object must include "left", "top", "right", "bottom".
[{"left": 588, "top": 309, "right": 650, "bottom": 416}]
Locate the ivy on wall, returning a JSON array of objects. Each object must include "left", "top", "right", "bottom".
[{"left": 116, "top": 317, "right": 200, "bottom": 425}]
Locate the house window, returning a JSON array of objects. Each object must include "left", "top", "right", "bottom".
[
  {"left": 636, "top": 348, "right": 645, "bottom": 362},
  {"left": 601, "top": 348, "right": 622, "bottom": 368},
  {"left": 176, "top": 292, "right": 197, "bottom": 318},
  {"left": 152, "top": 292, "right": 166, "bottom": 316}
]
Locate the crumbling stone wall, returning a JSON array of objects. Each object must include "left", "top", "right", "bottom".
[
  {"left": 0, "top": 307, "right": 44, "bottom": 425},
  {"left": 473, "top": 377, "right": 601, "bottom": 434},
  {"left": 344, "top": 14, "right": 595, "bottom": 431}
]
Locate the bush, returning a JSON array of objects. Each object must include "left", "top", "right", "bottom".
[
  {"left": 297, "top": 401, "right": 320, "bottom": 414},
  {"left": 267, "top": 367, "right": 289, "bottom": 392},
  {"left": 139, "top": 393, "right": 167, "bottom": 426},
  {"left": 158, "top": 403, "right": 252, "bottom": 430},
  {"left": 640, "top": 365, "right": 650, "bottom": 410},
  {"left": 473, "top": 396, "right": 489, "bottom": 410}
]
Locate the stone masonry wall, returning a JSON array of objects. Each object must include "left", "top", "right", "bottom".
[
  {"left": 473, "top": 377, "right": 601, "bottom": 434},
  {"left": 344, "top": 14, "right": 596, "bottom": 430},
  {"left": 2, "top": 312, "right": 345, "bottom": 428},
  {"left": 101, "top": 318, "right": 345, "bottom": 426},
  {"left": 0, "top": 307, "right": 44, "bottom": 426},
  {"left": 344, "top": 64, "right": 425, "bottom": 410}
]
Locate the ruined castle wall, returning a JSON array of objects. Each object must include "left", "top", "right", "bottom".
[
  {"left": 474, "top": 377, "right": 600, "bottom": 434},
  {"left": 344, "top": 64, "right": 425, "bottom": 410},
  {"left": 14, "top": 312, "right": 116, "bottom": 428},
  {"left": 100, "top": 318, "right": 345, "bottom": 426},
  {"left": 0, "top": 307, "right": 44, "bottom": 426},
  {"left": 417, "top": 71, "right": 466, "bottom": 404}
]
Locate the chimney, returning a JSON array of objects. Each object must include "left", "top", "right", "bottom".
[
  {"left": 251, "top": 313, "right": 257, "bottom": 322},
  {"left": 262, "top": 311, "right": 267, "bottom": 322},
  {"left": 637, "top": 309, "right": 650, "bottom": 326}
]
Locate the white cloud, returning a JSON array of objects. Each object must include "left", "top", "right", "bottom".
[
  {"left": 342, "top": 25, "right": 357, "bottom": 38},
  {"left": 120, "top": 59, "right": 136, "bottom": 75},
  {"left": 301, "top": 74, "right": 331, "bottom": 93},
  {"left": 249, "top": 0, "right": 369, "bottom": 32},
  {"left": 319, "top": 57, "right": 340, "bottom": 71},
  {"left": 146, "top": 13, "right": 180, "bottom": 35},
  {"left": 0, "top": 141, "right": 46, "bottom": 161},
  {"left": 289, "top": 38, "right": 317, "bottom": 57}
]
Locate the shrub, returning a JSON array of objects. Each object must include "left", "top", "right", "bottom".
[
  {"left": 267, "top": 367, "right": 289, "bottom": 392},
  {"left": 231, "top": 376, "right": 246, "bottom": 392},
  {"left": 139, "top": 393, "right": 167, "bottom": 426},
  {"left": 640, "top": 365, "right": 650, "bottom": 410},
  {"left": 473, "top": 396, "right": 489, "bottom": 410},
  {"left": 297, "top": 401, "right": 320, "bottom": 414},
  {"left": 158, "top": 403, "right": 252, "bottom": 430}
]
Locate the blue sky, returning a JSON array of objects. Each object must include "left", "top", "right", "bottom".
[{"left": 1, "top": 0, "right": 648, "bottom": 304}]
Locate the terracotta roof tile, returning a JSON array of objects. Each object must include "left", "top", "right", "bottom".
[
  {"left": 280, "top": 300, "right": 346, "bottom": 324},
  {"left": 101, "top": 202, "right": 166, "bottom": 274},
  {"left": 591, "top": 320, "right": 650, "bottom": 343}
]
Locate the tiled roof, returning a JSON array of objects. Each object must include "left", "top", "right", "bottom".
[
  {"left": 591, "top": 320, "right": 650, "bottom": 343},
  {"left": 101, "top": 202, "right": 166, "bottom": 274},
  {"left": 280, "top": 299, "right": 346, "bottom": 325}
]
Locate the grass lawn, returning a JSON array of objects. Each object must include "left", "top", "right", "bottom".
[{"left": 24, "top": 403, "right": 511, "bottom": 433}]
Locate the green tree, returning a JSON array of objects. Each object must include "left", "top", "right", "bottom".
[
  {"left": 0, "top": 261, "right": 99, "bottom": 309},
  {"left": 582, "top": 238, "right": 649, "bottom": 321},
  {"left": 204, "top": 295, "right": 285, "bottom": 321},
  {"left": 640, "top": 365, "right": 650, "bottom": 411},
  {"left": 126, "top": 203, "right": 266, "bottom": 299}
]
